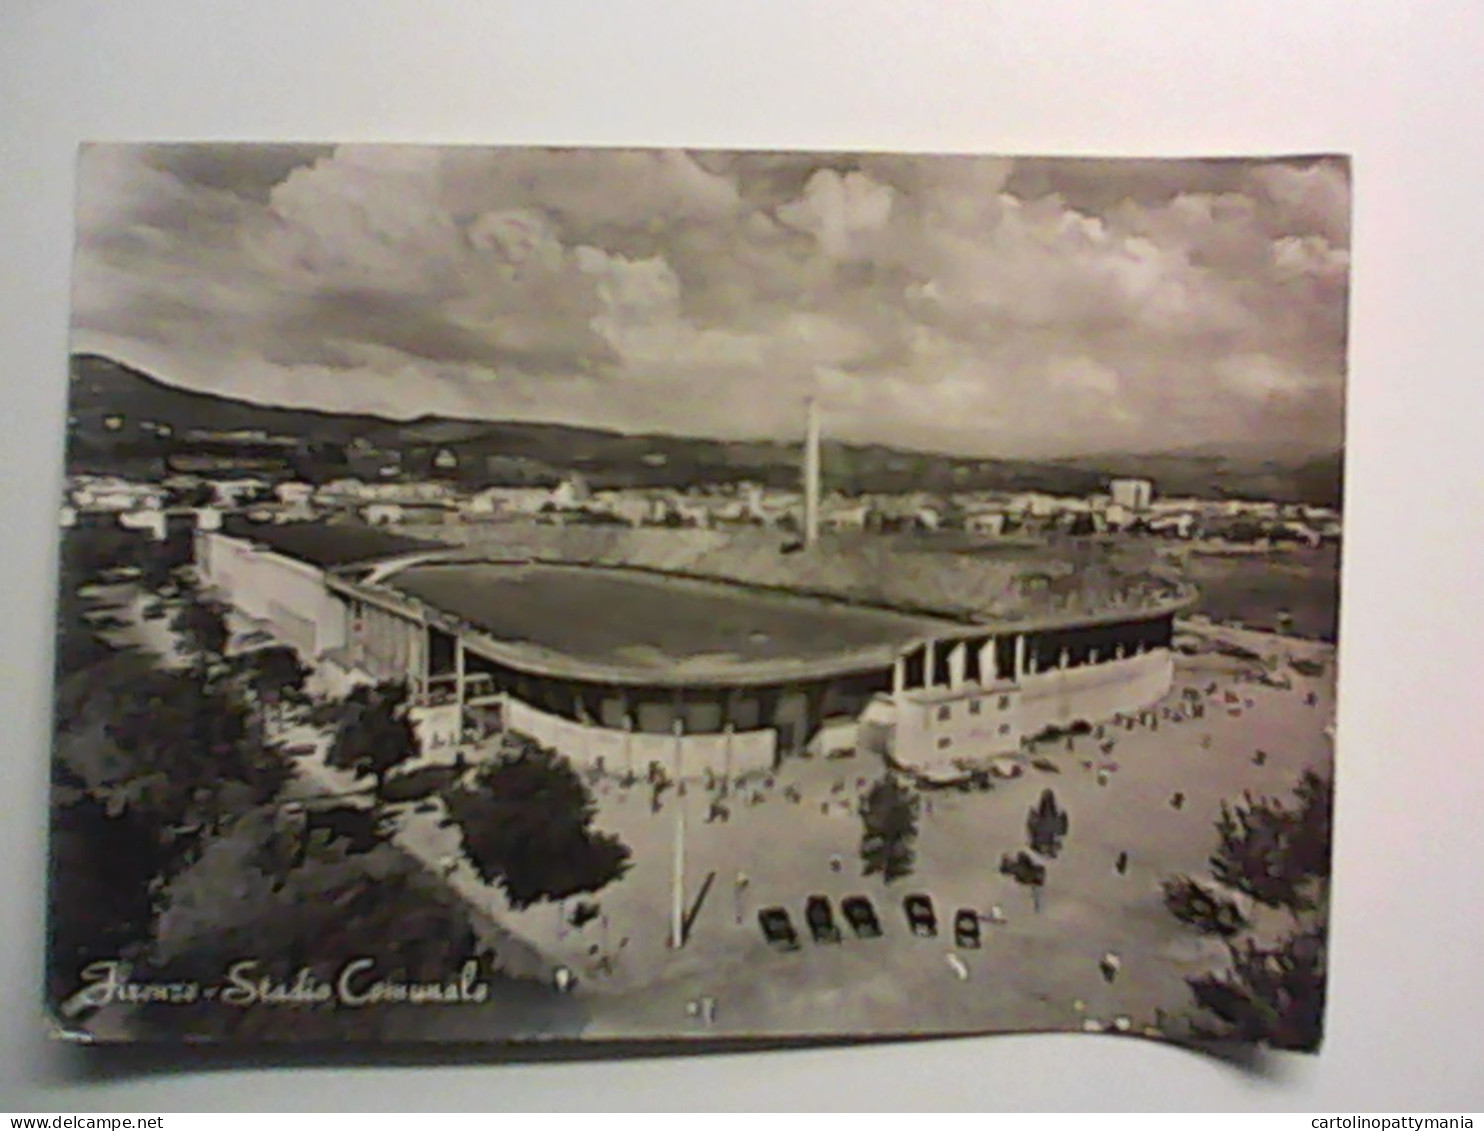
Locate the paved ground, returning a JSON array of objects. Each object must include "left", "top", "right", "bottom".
[{"left": 483, "top": 622, "right": 1335, "bottom": 1042}]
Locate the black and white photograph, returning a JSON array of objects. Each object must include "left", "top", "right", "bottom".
[{"left": 47, "top": 143, "right": 1347, "bottom": 1049}]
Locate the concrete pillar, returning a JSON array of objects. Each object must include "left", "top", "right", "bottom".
[
  {"left": 722, "top": 723, "right": 735, "bottom": 795},
  {"left": 948, "top": 641, "right": 967, "bottom": 688},
  {"left": 979, "top": 637, "right": 997, "bottom": 684},
  {"left": 1013, "top": 634, "right": 1027, "bottom": 681},
  {"left": 1058, "top": 648, "right": 1070, "bottom": 671},
  {"left": 454, "top": 638, "right": 466, "bottom": 744},
  {"left": 892, "top": 653, "right": 906, "bottom": 700},
  {"left": 924, "top": 638, "right": 937, "bottom": 688},
  {"left": 422, "top": 626, "right": 433, "bottom": 699}
]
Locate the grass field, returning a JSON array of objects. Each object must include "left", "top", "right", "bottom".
[{"left": 389, "top": 561, "right": 955, "bottom": 673}]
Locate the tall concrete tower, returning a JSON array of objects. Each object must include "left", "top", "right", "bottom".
[{"left": 803, "top": 395, "right": 822, "bottom": 547}]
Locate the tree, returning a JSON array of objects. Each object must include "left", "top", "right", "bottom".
[
  {"left": 1162, "top": 875, "right": 1249, "bottom": 937},
  {"left": 325, "top": 682, "right": 421, "bottom": 794},
  {"left": 1209, "top": 791, "right": 1308, "bottom": 911},
  {"left": 172, "top": 592, "right": 231, "bottom": 667},
  {"left": 53, "top": 582, "right": 117, "bottom": 681},
  {"left": 1026, "top": 788, "right": 1070, "bottom": 858},
  {"left": 239, "top": 645, "right": 310, "bottom": 732},
  {"left": 858, "top": 775, "right": 920, "bottom": 883},
  {"left": 999, "top": 849, "right": 1047, "bottom": 911},
  {"left": 446, "top": 734, "right": 631, "bottom": 908},
  {"left": 1209, "top": 771, "right": 1333, "bottom": 914},
  {"left": 1186, "top": 927, "right": 1327, "bottom": 1051},
  {"left": 102, "top": 669, "right": 290, "bottom": 838},
  {"left": 134, "top": 536, "right": 178, "bottom": 593},
  {"left": 252, "top": 802, "right": 395, "bottom": 888},
  {"left": 46, "top": 783, "right": 171, "bottom": 1009},
  {"left": 1185, "top": 769, "right": 1334, "bottom": 1048},
  {"left": 1288, "top": 770, "right": 1334, "bottom": 882},
  {"left": 138, "top": 812, "right": 509, "bottom": 1041}
]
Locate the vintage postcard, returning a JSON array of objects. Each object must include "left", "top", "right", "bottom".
[{"left": 48, "top": 145, "right": 1347, "bottom": 1048}]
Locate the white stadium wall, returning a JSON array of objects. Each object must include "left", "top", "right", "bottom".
[
  {"left": 195, "top": 530, "right": 347, "bottom": 658},
  {"left": 1016, "top": 647, "right": 1174, "bottom": 735},
  {"left": 892, "top": 647, "right": 1174, "bottom": 770},
  {"left": 503, "top": 696, "right": 776, "bottom": 780}
]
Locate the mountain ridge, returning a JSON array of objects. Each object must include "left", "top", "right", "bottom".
[{"left": 63, "top": 354, "right": 1344, "bottom": 505}]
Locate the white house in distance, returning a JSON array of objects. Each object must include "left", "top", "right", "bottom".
[
  {"left": 462, "top": 486, "right": 553, "bottom": 519},
  {"left": 1109, "top": 477, "right": 1155, "bottom": 512}
]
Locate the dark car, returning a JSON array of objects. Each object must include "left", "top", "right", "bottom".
[
  {"left": 758, "top": 907, "right": 800, "bottom": 951},
  {"left": 841, "top": 895, "right": 882, "bottom": 939},
  {"left": 805, "top": 895, "right": 842, "bottom": 944},
  {"left": 954, "top": 908, "right": 982, "bottom": 949},
  {"left": 903, "top": 893, "right": 937, "bottom": 937}
]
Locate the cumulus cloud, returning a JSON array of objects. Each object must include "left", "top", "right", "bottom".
[{"left": 69, "top": 145, "right": 1350, "bottom": 456}]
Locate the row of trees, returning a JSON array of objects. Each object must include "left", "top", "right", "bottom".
[
  {"left": 855, "top": 775, "right": 1071, "bottom": 919},
  {"left": 1164, "top": 768, "right": 1334, "bottom": 1050},
  {"left": 53, "top": 554, "right": 634, "bottom": 1037}
]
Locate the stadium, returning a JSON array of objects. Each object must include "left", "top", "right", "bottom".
[
  {"left": 195, "top": 508, "right": 1195, "bottom": 779},
  {"left": 191, "top": 400, "right": 1191, "bottom": 776}
]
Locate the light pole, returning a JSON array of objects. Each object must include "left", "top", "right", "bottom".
[{"left": 670, "top": 717, "right": 686, "bottom": 949}]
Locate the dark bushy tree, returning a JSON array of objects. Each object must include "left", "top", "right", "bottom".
[
  {"left": 46, "top": 786, "right": 170, "bottom": 1009},
  {"left": 239, "top": 645, "right": 310, "bottom": 730},
  {"left": 1210, "top": 792, "right": 1311, "bottom": 912},
  {"left": 1209, "top": 769, "right": 1334, "bottom": 913},
  {"left": 53, "top": 583, "right": 117, "bottom": 681},
  {"left": 1162, "top": 876, "right": 1249, "bottom": 937},
  {"left": 253, "top": 802, "right": 394, "bottom": 888},
  {"left": 325, "top": 682, "right": 421, "bottom": 794},
  {"left": 1184, "top": 769, "right": 1335, "bottom": 1048},
  {"left": 1288, "top": 770, "right": 1334, "bottom": 881},
  {"left": 140, "top": 816, "right": 497, "bottom": 1041},
  {"left": 103, "top": 669, "right": 290, "bottom": 838},
  {"left": 858, "top": 775, "right": 920, "bottom": 883},
  {"left": 1187, "top": 928, "right": 1327, "bottom": 1051},
  {"left": 1000, "top": 849, "right": 1048, "bottom": 911},
  {"left": 1027, "top": 788, "right": 1070, "bottom": 858},
  {"left": 172, "top": 592, "right": 231, "bottom": 666},
  {"left": 446, "top": 734, "right": 631, "bottom": 908},
  {"left": 999, "top": 849, "right": 1047, "bottom": 888}
]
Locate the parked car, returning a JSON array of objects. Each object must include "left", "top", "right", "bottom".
[
  {"left": 841, "top": 895, "right": 883, "bottom": 939},
  {"left": 954, "top": 909, "right": 982, "bottom": 949},
  {"left": 903, "top": 893, "right": 938, "bottom": 937},
  {"left": 805, "top": 895, "right": 842, "bottom": 944},
  {"left": 758, "top": 907, "right": 800, "bottom": 951}
]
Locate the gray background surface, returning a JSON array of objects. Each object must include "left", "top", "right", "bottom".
[{"left": 3, "top": 0, "right": 1482, "bottom": 1112}]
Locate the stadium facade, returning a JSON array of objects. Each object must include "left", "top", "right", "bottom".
[{"left": 196, "top": 517, "right": 1192, "bottom": 779}]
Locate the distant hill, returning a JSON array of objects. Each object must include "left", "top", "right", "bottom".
[{"left": 62, "top": 354, "right": 1344, "bottom": 506}]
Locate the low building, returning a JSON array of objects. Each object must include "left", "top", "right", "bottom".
[
  {"left": 1109, "top": 478, "right": 1154, "bottom": 512},
  {"left": 965, "top": 511, "right": 1008, "bottom": 537}
]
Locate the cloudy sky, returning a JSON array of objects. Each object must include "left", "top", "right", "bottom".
[{"left": 71, "top": 144, "right": 1350, "bottom": 458}]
